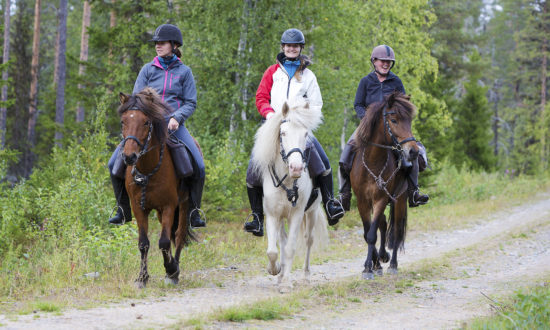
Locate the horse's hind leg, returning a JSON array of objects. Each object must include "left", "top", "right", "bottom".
[
  {"left": 159, "top": 208, "right": 179, "bottom": 285},
  {"left": 266, "top": 215, "right": 281, "bottom": 276},
  {"left": 303, "top": 212, "right": 315, "bottom": 281},
  {"left": 387, "top": 198, "right": 408, "bottom": 275},
  {"left": 378, "top": 213, "right": 390, "bottom": 264}
]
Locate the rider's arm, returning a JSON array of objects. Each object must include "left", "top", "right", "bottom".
[
  {"left": 256, "top": 64, "right": 278, "bottom": 118},
  {"left": 353, "top": 77, "right": 368, "bottom": 119},
  {"left": 172, "top": 67, "right": 197, "bottom": 124}
]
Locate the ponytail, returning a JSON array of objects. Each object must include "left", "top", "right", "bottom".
[{"left": 173, "top": 48, "right": 182, "bottom": 58}]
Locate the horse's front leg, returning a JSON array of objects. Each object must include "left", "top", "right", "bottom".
[
  {"left": 135, "top": 210, "right": 150, "bottom": 288},
  {"left": 265, "top": 215, "right": 281, "bottom": 276},
  {"left": 362, "top": 203, "right": 386, "bottom": 280},
  {"left": 278, "top": 211, "right": 303, "bottom": 293},
  {"left": 159, "top": 207, "right": 179, "bottom": 285}
]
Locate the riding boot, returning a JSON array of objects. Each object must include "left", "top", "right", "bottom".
[
  {"left": 189, "top": 176, "right": 206, "bottom": 228},
  {"left": 407, "top": 160, "right": 429, "bottom": 207},
  {"left": 338, "top": 166, "right": 352, "bottom": 212},
  {"left": 108, "top": 174, "right": 132, "bottom": 225},
  {"left": 244, "top": 186, "right": 264, "bottom": 237},
  {"left": 318, "top": 171, "right": 345, "bottom": 226}
]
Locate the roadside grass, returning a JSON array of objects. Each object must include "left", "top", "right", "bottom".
[
  {"left": 467, "top": 280, "right": 550, "bottom": 329},
  {"left": 1, "top": 167, "right": 549, "bottom": 316}
]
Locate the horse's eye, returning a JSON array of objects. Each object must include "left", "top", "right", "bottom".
[
  {"left": 281, "top": 132, "right": 286, "bottom": 137},
  {"left": 390, "top": 119, "right": 397, "bottom": 124}
]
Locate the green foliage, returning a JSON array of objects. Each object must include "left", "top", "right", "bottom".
[
  {"left": 451, "top": 51, "right": 496, "bottom": 171},
  {"left": 469, "top": 283, "right": 550, "bottom": 329},
  {"left": 214, "top": 297, "right": 300, "bottom": 322}
]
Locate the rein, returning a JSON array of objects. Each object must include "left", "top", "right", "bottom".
[
  {"left": 268, "top": 119, "right": 310, "bottom": 207},
  {"left": 121, "top": 109, "right": 165, "bottom": 211},
  {"left": 362, "top": 105, "right": 413, "bottom": 202}
]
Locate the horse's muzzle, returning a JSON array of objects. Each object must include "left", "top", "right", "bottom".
[
  {"left": 123, "top": 153, "right": 138, "bottom": 166},
  {"left": 289, "top": 162, "right": 304, "bottom": 178}
]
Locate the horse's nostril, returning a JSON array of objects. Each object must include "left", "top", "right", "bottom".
[
  {"left": 124, "top": 153, "right": 137, "bottom": 165},
  {"left": 409, "top": 148, "right": 419, "bottom": 160}
]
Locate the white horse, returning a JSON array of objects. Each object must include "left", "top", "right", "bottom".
[{"left": 252, "top": 99, "right": 329, "bottom": 293}]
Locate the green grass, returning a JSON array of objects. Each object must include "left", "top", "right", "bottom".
[{"left": 468, "top": 281, "right": 550, "bottom": 329}]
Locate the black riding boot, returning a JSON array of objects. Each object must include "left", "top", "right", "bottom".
[
  {"left": 244, "top": 186, "right": 264, "bottom": 237},
  {"left": 338, "top": 166, "right": 352, "bottom": 212},
  {"left": 108, "top": 175, "right": 132, "bottom": 225},
  {"left": 407, "top": 160, "right": 429, "bottom": 207},
  {"left": 318, "top": 171, "right": 345, "bottom": 226},
  {"left": 189, "top": 176, "right": 206, "bottom": 228}
]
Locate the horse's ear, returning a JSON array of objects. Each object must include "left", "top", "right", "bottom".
[
  {"left": 387, "top": 92, "right": 397, "bottom": 108},
  {"left": 282, "top": 102, "right": 289, "bottom": 116},
  {"left": 119, "top": 92, "right": 130, "bottom": 105}
]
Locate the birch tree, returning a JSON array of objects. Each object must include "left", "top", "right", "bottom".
[
  {"left": 76, "top": 0, "right": 90, "bottom": 123},
  {"left": 54, "top": 0, "right": 67, "bottom": 145},
  {"left": 0, "top": 0, "right": 11, "bottom": 149}
]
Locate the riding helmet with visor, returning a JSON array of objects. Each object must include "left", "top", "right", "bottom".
[
  {"left": 281, "top": 28, "right": 305, "bottom": 45},
  {"left": 151, "top": 24, "right": 183, "bottom": 47},
  {"left": 370, "top": 44, "right": 395, "bottom": 69}
]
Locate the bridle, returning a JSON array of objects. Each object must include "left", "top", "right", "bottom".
[
  {"left": 269, "top": 119, "right": 310, "bottom": 207},
  {"left": 120, "top": 108, "right": 165, "bottom": 210},
  {"left": 362, "top": 104, "right": 415, "bottom": 202}
]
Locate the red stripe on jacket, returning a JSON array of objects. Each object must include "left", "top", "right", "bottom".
[{"left": 255, "top": 64, "right": 279, "bottom": 118}]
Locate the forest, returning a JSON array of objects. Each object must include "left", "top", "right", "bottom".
[{"left": 0, "top": 0, "right": 549, "bottom": 317}]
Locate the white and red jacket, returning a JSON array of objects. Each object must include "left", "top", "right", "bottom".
[{"left": 255, "top": 53, "right": 323, "bottom": 118}]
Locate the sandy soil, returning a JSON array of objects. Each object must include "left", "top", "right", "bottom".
[{"left": 1, "top": 196, "right": 549, "bottom": 329}]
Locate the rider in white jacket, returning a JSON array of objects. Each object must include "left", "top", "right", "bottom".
[{"left": 244, "top": 28, "right": 345, "bottom": 237}]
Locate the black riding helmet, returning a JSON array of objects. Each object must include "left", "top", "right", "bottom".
[
  {"left": 151, "top": 24, "right": 183, "bottom": 55},
  {"left": 281, "top": 28, "right": 305, "bottom": 45}
]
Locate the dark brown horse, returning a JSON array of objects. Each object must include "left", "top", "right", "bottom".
[
  {"left": 351, "top": 91, "right": 419, "bottom": 280},
  {"left": 118, "top": 87, "right": 195, "bottom": 288}
]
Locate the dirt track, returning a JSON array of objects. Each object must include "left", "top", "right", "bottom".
[{"left": 1, "top": 195, "right": 550, "bottom": 329}]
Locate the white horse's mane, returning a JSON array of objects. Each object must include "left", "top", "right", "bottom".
[{"left": 252, "top": 98, "right": 323, "bottom": 173}]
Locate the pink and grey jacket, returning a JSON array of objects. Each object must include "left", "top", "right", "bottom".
[
  {"left": 133, "top": 56, "right": 197, "bottom": 124},
  {"left": 255, "top": 53, "right": 322, "bottom": 118}
]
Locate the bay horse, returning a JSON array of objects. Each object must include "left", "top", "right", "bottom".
[
  {"left": 252, "top": 99, "right": 328, "bottom": 293},
  {"left": 351, "top": 91, "right": 419, "bottom": 280},
  {"left": 118, "top": 87, "right": 195, "bottom": 288}
]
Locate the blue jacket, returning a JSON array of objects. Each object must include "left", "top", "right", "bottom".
[
  {"left": 353, "top": 71, "right": 405, "bottom": 119},
  {"left": 133, "top": 57, "right": 197, "bottom": 124}
]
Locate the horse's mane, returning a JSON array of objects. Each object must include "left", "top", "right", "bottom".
[
  {"left": 252, "top": 98, "right": 322, "bottom": 173},
  {"left": 118, "top": 87, "right": 171, "bottom": 145},
  {"left": 354, "top": 91, "right": 417, "bottom": 149}
]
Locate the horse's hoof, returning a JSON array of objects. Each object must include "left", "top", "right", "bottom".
[
  {"left": 267, "top": 262, "right": 281, "bottom": 276},
  {"left": 379, "top": 251, "right": 390, "bottom": 263},
  {"left": 386, "top": 267, "right": 398, "bottom": 275},
  {"left": 374, "top": 268, "right": 384, "bottom": 276},
  {"left": 362, "top": 271, "right": 375, "bottom": 280},
  {"left": 164, "top": 276, "right": 179, "bottom": 285}
]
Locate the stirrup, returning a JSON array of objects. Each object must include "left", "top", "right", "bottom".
[
  {"left": 244, "top": 213, "right": 262, "bottom": 233},
  {"left": 326, "top": 198, "right": 345, "bottom": 219},
  {"left": 189, "top": 208, "right": 206, "bottom": 228},
  {"left": 109, "top": 205, "right": 129, "bottom": 225}
]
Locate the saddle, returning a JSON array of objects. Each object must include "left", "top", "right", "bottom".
[{"left": 111, "top": 139, "right": 194, "bottom": 179}]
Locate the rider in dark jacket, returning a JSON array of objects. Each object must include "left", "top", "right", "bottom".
[
  {"left": 339, "top": 45, "right": 429, "bottom": 210},
  {"left": 108, "top": 24, "right": 206, "bottom": 228}
]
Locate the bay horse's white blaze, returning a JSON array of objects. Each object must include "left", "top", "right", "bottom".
[{"left": 252, "top": 98, "right": 328, "bottom": 293}]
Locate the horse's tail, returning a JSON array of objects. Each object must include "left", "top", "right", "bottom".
[
  {"left": 171, "top": 206, "right": 198, "bottom": 245},
  {"left": 297, "top": 201, "right": 329, "bottom": 252},
  {"left": 387, "top": 202, "right": 407, "bottom": 251}
]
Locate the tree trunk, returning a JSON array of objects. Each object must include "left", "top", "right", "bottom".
[
  {"left": 54, "top": 0, "right": 67, "bottom": 146},
  {"left": 76, "top": 0, "right": 91, "bottom": 123},
  {"left": 230, "top": 0, "right": 252, "bottom": 134},
  {"left": 108, "top": 0, "right": 116, "bottom": 62},
  {"left": 0, "top": 0, "right": 11, "bottom": 149},
  {"left": 25, "top": 0, "right": 41, "bottom": 175}
]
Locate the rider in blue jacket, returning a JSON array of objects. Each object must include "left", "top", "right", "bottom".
[
  {"left": 108, "top": 24, "right": 206, "bottom": 228},
  {"left": 339, "top": 45, "right": 429, "bottom": 210}
]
